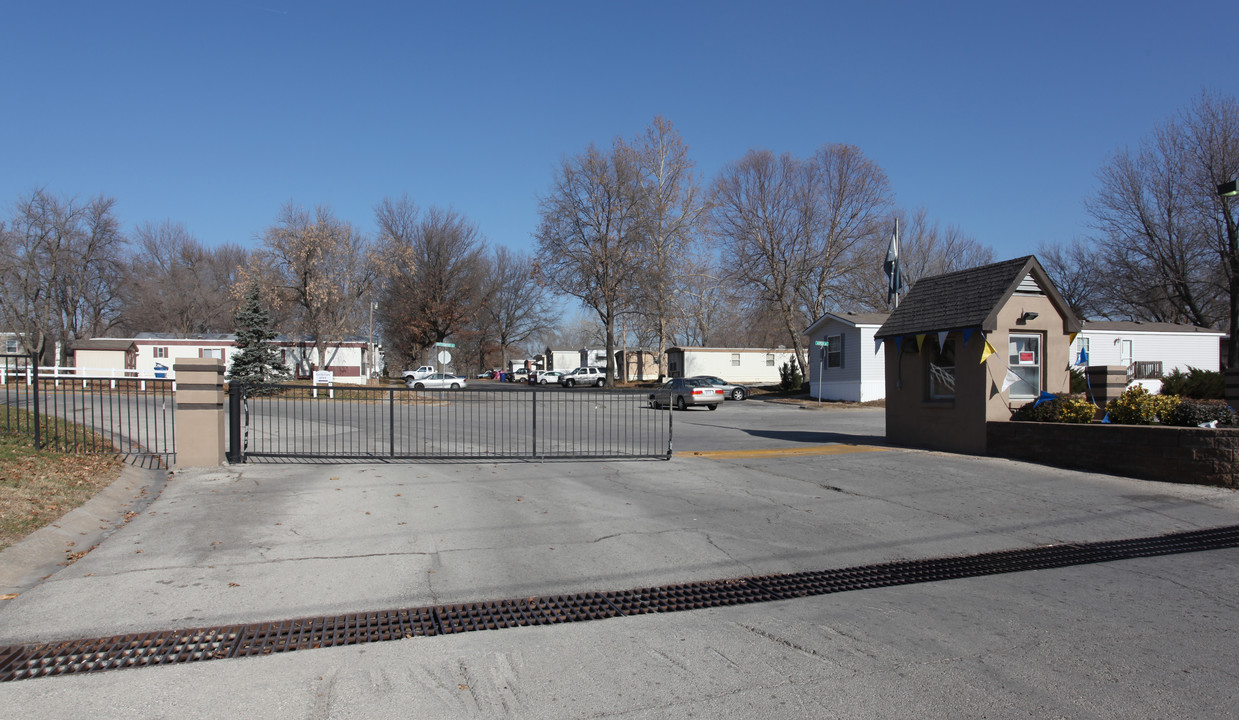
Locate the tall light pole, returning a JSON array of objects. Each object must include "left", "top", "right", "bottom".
[
  {"left": 369, "top": 301, "right": 377, "bottom": 379},
  {"left": 1218, "top": 180, "right": 1238, "bottom": 369}
]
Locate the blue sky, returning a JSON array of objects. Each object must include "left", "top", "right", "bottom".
[{"left": 3, "top": 1, "right": 1237, "bottom": 262}]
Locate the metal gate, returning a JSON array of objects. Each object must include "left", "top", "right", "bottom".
[
  {"left": 228, "top": 383, "right": 672, "bottom": 462},
  {"left": 0, "top": 353, "right": 175, "bottom": 461}
]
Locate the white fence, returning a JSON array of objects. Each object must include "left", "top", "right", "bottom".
[{"left": 1, "top": 366, "right": 178, "bottom": 391}]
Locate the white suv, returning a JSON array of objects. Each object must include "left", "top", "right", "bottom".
[{"left": 559, "top": 366, "right": 606, "bottom": 387}]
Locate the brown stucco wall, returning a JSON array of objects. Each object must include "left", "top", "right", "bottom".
[
  {"left": 987, "top": 422, "right": 1239, "bottom": 489},
  {"left": 884, "top": 331, "right": 991, "bottom": 454},
  {"left": 884, "top": 293, "right": 1074, "bottom": 455}
]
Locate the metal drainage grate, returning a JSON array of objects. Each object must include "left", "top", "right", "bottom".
[{"left": 3, "top": 524, "right": 1237, "bottom": 682}]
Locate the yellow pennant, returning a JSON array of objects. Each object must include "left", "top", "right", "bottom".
[
  {"left": 980, "top": 340, "right": 997, "bottom": 364},
  {"left": 1069, "top": 332, "right": 1078, "bottom": 344},
  {"left": 915, "top": 334, "right": 927, "bottom": 352}
]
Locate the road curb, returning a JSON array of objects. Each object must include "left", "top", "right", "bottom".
[{"left": 0, "top": 463, "right": 168, "bottom": 601}]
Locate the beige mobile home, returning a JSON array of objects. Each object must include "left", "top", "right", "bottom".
[{"left": 666, "top": 347, "right": 798, "bottom": 385}]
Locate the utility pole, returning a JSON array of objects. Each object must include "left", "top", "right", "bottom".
[{"left": 368, "top": 301, "right": 376, "bottom": 379}]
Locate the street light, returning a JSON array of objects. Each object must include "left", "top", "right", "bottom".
[{"left": 1218, "top": 180, "right": 1239, "bottom": 369}]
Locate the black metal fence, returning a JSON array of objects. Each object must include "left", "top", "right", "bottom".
[
  {"left": 230, "top": 384, "right": 672, "bottom": 461},
  {"left": 0, "top": 353, "right": 176, "bottom": 460}
]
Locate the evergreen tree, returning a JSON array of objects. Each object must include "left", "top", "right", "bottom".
[{"left": 228, "top": 285, "right": 290, "bottom": 387}]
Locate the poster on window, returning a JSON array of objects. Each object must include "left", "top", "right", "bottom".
[{"left": 1018, "top": 351, "right": 1035, "bottom": 365}]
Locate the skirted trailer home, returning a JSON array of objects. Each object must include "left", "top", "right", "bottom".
[
  {"left": 804, "top": 312, "right": 889, "bottom": 403},
  {"left": 875, "top": 256, "right": 1081, "bottom": 455},
  {"left": 665, "top": 347, "right": 798, "bottom": 385}
]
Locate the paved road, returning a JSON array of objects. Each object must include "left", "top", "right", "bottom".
[{"left": 1, "top": 402, "right": 1237, "bottom": 718}]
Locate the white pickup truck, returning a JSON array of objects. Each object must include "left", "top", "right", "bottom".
[{"left": 401, "top": 366, "right": 436, "bottom": 380}]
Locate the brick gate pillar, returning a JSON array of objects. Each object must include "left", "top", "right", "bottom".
[
  {"left": 174, "top": 358, "right": 225, "bottom": 468},
  {"left": 1227, "top": 368, "right": 1239, "bottom": 414},
  {"left": 1085, "top": 365, "right": 1129, "bottom": 407}
]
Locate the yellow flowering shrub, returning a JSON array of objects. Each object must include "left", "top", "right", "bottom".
[{"left": 1106, "top": 385, "right": 1179, "bottom": 425}]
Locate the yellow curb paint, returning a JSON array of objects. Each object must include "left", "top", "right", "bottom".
[{"left": 686, "top": 445, "right": 888, "bottom": 459}]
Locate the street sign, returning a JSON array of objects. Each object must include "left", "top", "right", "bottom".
[
  {"left": 437, "top": 350, "right": 452, "bottom": 365},
  {"left": 814, "top": 340, "right": 829, "bottom": 347},
  {"left": 434, "top": 342, "right": 456, "bottom": 348}
]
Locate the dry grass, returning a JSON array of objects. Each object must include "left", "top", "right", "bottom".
[{"left": 0, "top": 412, "right": 122, "bottom": 551}]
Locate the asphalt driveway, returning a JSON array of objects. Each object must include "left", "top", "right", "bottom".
[{"left": 1, "top": 403, "right": 1237, "bottom": 718}]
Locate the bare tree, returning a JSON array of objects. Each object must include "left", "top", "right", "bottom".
[
  {"left": 1036, "top": 237, "right": 1103, "bottom": 320},
  {"left": 535, "top": 141, "right": 644, "bottom": 386},
  {"left": 375, "top": 197, "right": 486, "bottom": 369},
  {"left": 630, "top": 117, "right": 709, "bottom": 377},
  {"left": 533, "top": 310, "right": 604, "bottom": 351},
  {"left": 249, "top": 202, "right": 376, "bottom": 371},
  {"left": 847, "top": 207, "right": 994, "bottom": 310},
  {"left": 796, "top": 144, "right": 892, "bottom": 323},
  {"left": 481, "top": 246, "right": 552, "bottom": 370},
  {"left": 1087, "top": 125, "right": 1223, "bottom": 329},
  {"left": 1180, "top": 91, "right": 1239, "bottom": 365},
  {"left": 120, "top": 220, "right": 248, "bottom": 336},
  {"left": 0, "top": 189, "right": 126, "bottom": 364}
]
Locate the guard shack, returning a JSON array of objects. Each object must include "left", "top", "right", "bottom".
[{"left": 875, "top": 256, "right": 1081, "bottom": 455}]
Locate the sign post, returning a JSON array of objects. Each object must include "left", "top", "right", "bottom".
[
  {"left": 434, "top": 342, "right": 455, "bottom": 374},
  {"left": 313, "top": 369, "right": 334, "bottom": 399},
  {"left": 814, "top": 340, "right": 829, "bottom": 406}
]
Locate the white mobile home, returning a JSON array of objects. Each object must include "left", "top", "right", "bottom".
[
  {"left": 545, "top": 348, "right": 582, "bottom": 372},
  {"left": 70, "top": 340, "right": 138, "bottom": 372},
  {"left": 665, "top": 347, "right": 798, "bottom": 385},
  {"left": 804, "top": 312, "right": 888, "bottom": 402},
  {"left": 115, "top": 334, "right": 378, "bottom": 385},
  {"left": 1074, "top": 321, "right": 1225, "bottom": 392}
]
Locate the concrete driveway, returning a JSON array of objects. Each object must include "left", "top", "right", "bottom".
[{"left": 1, "top": 403, "right": 1237, "bottom": 718}]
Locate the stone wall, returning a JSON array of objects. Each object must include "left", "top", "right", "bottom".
[{"left": 986, "top": 422, "right": 1239, "bottom": 489}]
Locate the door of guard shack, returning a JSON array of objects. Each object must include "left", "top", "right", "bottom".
[{"left": 228, "top": 384, "right": 672, "bottom": 462}]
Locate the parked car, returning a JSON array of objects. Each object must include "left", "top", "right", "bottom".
[
  {"left": 535, "top": 370, "right": 563, "bottom": 385},
  {"left": 401, "top": 366, "right": 436, "bottom": 380},
  {"left": 559, "top": 366, "right": 606, "bottom": 387},
  {"left": 689, "top": 375, "right": 750, "bottom": 401},
  {"left": 406, "top": 373, "right": 466, "bottom": 389},
  {"left": 648, "top": 377, "right": 724, "bottom": 410},
  {"left": 476, "top": 370, "right": 493, "bottom": 379}
]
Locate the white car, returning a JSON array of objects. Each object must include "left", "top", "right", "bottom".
[
  {"left": 406, "top": 373, "right": 466, "bottom": 389},
  {"left": 401, "top": 366, "right": 436, "bottom": 380}
]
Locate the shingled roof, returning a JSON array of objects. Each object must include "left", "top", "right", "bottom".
[
  {"left": 875, "top": 255, "right": 1081, "bottom": 339},
  {"left": 70, "top": 339, "right": 137, "bottom": 352}
]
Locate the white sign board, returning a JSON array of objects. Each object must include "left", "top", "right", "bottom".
[
  {"left": 437, "top": 350, "right": 452, "bottom": 365},
  {"left": 313, "top": 370, "right": 334, "bottom": 384}
]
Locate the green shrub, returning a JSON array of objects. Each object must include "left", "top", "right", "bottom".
[
  {"left": 1154, "top": 394, "right": 1180, "bottom": 422},
  {"left": 1165, "top": 399, "right": 1238, "bottom": 427},
  {"left": 1104, "top": 386, "right": 1180, "bottom": 424},
  {"left": 1059, "top": 397, "right": 1098, "bottom": 423},
  {"left": 1105, "top": 385, "right": 1161, "bottom": 424},
  {"left": 1159, "top": 367, "right": 1224, "bottom": 399},
  {"left": 1011, "top": 394, "right": 1096, "bottom": 423},
  {"left": 779, "top": 361, "right": 803, "bottom": 391}
]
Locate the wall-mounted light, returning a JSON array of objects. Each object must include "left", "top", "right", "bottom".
[{"left": 1019, "top": 311, "right": 1039, "bottom": 324}]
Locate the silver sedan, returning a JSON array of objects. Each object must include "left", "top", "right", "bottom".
[
  {"left": 406, "top": 373, "right": 466, "bottom": 389},
  {"left": 689, "top": 375, "right": 750, "bottom": 401},
  {"left": 647, "top": 377, "right": 724, "bottom": 410}
]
